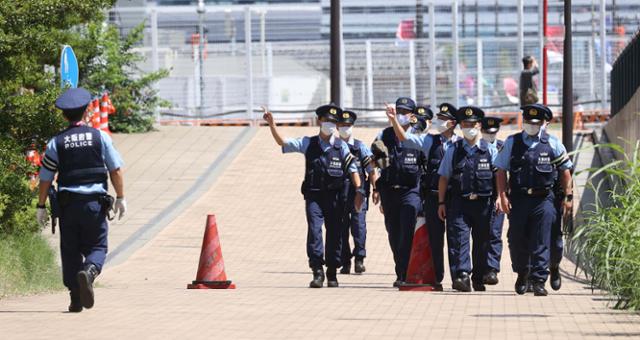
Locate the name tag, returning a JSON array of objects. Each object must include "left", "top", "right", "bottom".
[
  {"left": 538, "top": 156, "right": 551, "bottom": 165},
  {"left": 404, "top": 156, "right": 417, "bottom": 165},
  {"left": 329, "top": 157, "right": 342, "bottom": 169},
  {"left": 477, "top": 162, "right": 491, "bottom": 171}
]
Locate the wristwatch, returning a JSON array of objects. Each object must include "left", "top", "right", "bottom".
[{"left": 564, "top": 194, "right": 573, "bottom": 202}]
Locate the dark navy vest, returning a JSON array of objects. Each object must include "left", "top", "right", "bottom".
[
  {"left": 55, "top": 125, "right": 108, "bottom": 187},
  {"left": 379, "top": 127, "right": 421, "bottom": 189},
  {"left": 509, "top": 132, "right": 555, "bottom": 192},
  {"left": 421, "top": 135, "right": 444, "bottom": 193},
  {"left": 450, "top": 139, "right": 494, "bottom": 197},
  {"left": 303, "top": 136, "right": 347, "bottom": 193},
  {"left": 347, "top": 139, "right": 370, "bottom": 197}
]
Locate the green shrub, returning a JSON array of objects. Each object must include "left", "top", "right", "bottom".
[
  {"left": 573, "top": 141, "right": 640, "bottom": 309},
  {"left": 0, "top": 233, "right": 63, "bottom": 297}
]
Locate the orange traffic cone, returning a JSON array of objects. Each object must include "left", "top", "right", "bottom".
[
  {"left": 187, "top": 215, "right": 236, "bottom": 289},
  {"left": 91, "top": 99, "right": 101, "bottom": 129},
  {"left": 399, "top": 216, "right": 438, "bottom": 291},
  {"left": 105, "top": 93, "right": 116, "bottom": 114},
  {"left": 100, "top": 93, "right": 112, "bottom": 135},
  {"left": 84, "top": 100, "right": 95, "bottom": 125}
]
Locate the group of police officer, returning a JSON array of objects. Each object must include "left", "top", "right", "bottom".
[{"left": 265, "top": 97, "right": 573, "bottom": 296}]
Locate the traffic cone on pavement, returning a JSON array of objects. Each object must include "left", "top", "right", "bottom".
[
  {"left": 399, "top": 216, "right": 438, "bottom": 291},
  {"left": 100, "top": 93, "right": 112, "bottom": 135},
  {"left": 187, "top": 215, "right": 236, "bottom": 289},
  {"left": 91, "top": 98, "right": 101, "bottom": 129}
]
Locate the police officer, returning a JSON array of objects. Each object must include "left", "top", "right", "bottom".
[
  {"left": 495, "top": 104, "right": 573, "bottom": 296},
  {"left": 386, "top": 102, "right": 459, "bottom": 288},
  {"left": 262, "top": 105, "right": 363, "bottom": 288},
  {"left": 36, "top": 88, "right": 126, "bottom": 313},
  {"left": 437, "top": 107, "right": 498, "bottom": 292},
  {"left": 480, "top": 117, "right": 505, "bottom": 285},
  {"left": 376, "top": 97, "right": 423, "bottom": 287},
  {"left": 336, "top": 110, "right": 377, "bottom": 274}
]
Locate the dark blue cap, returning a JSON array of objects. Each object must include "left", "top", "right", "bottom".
[
  {"left": 55, "top": 88, "right": 92, "bottom": 111},
  {"left": 339, "top": 110, "right": 357, "bottom": 124},
  {"left": 316, "top": 103, "right": 342, "bottom": 123},
  {"left": 436, "top": 103, "right": 457, "bottom": 120},
  {"left": 414, "top": 105, "right": 434, "bottom": 120},
  {"left": 395, "top": 97, "right": 416, "bottom": 112},
  {"left": 481, "top": 117, "right": 502, "bottom": 133},
  {"left": 456, "top": 106, "right": 485, "bottom": 123},
  {"left": 522, "top": 103, "right": 553, "bottom": 122}
]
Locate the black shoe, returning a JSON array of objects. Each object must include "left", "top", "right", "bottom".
[
  {"left": 515, "top": 272, "right": 529, "bottom": 295},
  {"left": 532, "top": 281, "right": 548, "bottom": 296},
  {"left": 472, "top": 281, "right": 486, "bottom": 292},
  {"left": 354, "top": 257, "right": 366, "bottom": 274},
  {"left": 326, "top": 267, "right": 339, "bottom": 287},
  {"left": 452, "top": 272, "right": 471, "bottom": 292},
  {"left": 433, "top": 283, "right": 444, "bottom": 291},
  {"left": 68, "top": 289, "right": 83, "bottom": 313},
  {"left": 483, "top": 269, "right": 499, "bottom": 285},
  {"left": 76, "top": 264, "right": 98, "bottom": 309},
  {"left": 550, "top": 266, "right": 561, "bottom": 291},
  {"left": 309, "top": 267, "right": 325, "bottom": 288},
  {"left": 340, "top": 264, "right": 351, "bottom": 275}
]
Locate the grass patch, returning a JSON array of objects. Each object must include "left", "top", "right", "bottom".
[
  {"left": 573, "top": 141, "right": 640, "bottom": 310},
  {"left": 0, "top": 233, "right": 63, "bottom": 298}
]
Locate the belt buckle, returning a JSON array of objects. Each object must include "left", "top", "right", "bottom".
[
  {"left": 527, "top": 188, "right": 533, "bottom": 195},
  {"left": 392, "top": 185, "right": 401, "bottom": 189},
  {"left": 468, "top": 193, "right": 478, "bottom": 200}
]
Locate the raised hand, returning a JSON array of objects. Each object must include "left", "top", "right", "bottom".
[
  {"left": 262, "top": 106, "right": 274, "bottom": 126},
  {"left": 384, "top": 102, "right": 396, "bottom": 120}
]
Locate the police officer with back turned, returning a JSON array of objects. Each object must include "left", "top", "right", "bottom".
[
  {"left": 263, "top": 104, "right": 363, "bottom": 288},
  {"left": 495, "top": 104, "right": 573, "bottom": 296},
  {"left": 36, "top": 88, "right": 127, "bottom": 312}
]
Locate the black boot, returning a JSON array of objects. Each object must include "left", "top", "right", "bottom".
[
  {"left": 340, "top": 261, "right": 351, "bottom": 274},
  {"left": 68, "top": 289, "right": 83, "bottom": 313},
  {"left": 532, "top": 281, "right": 548, "bottom": 296},
  {"left": 354, "top": 257, "right": 366, "bottom": 274},
  {"left": 515, "top": 271, "right": 529, "bottom": 295},
  {"left": 550, "top": 266, "right": 561, "bottom": 291},
  {"left": 76, "top": 264, "right": 99, "bottom": 309},
  {"left": 482, "top": 269, "right": 499, "bottom": 285},
  {"left": 326, "top": 267, "right": 339, "bottom": 287},
  {"left": 452, "top": 272, "right": 471, "bottom": 292},
  {"left": 309, "top": 267, "right": 325, "bottom": 288},
  {"left": 472, "top": 281, "right": 486, "bottom": 292}
]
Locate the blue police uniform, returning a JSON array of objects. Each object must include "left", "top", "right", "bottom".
[
  {"left": 340, "top": 136, "right": 373, "bottom": 270},
  {"left": 494, "top": 107, "right": 573, "bottom": 288},
  {"left": 283, "top": 134, "right": 357, "bottom": 270},
  {"left": 402, "top": 131, "right": 459, "bottom": 284},
  {"left": 39, "top": 89, "right": 124, "bottom": 305},
  {"left": 438, "top": 107, "right": 498, "bottom": 291}
]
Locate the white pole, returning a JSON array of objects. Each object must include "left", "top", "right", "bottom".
[
  {"left": 266, "top": 42, "right": 274, "bottom": 109},
  {"left": 477, "top": 39, "right": 483, "bottom": 106},
  {"left": 588, "top": 38, "right": 595, "bottom": 100},
  {"left": 452, "top": 0, "right": 459, "bottom": 106},
  {"left": 409, "top": 40, "right": 417, "bottom": 101},
  {"left": 245, "top": 7, "right": 254, "bottom": 123},
  {"left": 365, "top": 40, "right": 374, "bottom": 109},
  {"left": 517, "top": 0, "right": 524, "bottom": 64},
  {"left": 339, "top": 4, "right": 346, "bottom": 107},
  {"left": 150, "top": 7, "right": 160, "bottom": 122},
  {"left": 539, "top": 0, "right": 544, "bottom": 86},
  {"left": 600, "top": 0, "right": 607, "bottom": 109},
  {"left": 260, "top": 10, "right": 266, "bottom": 76},
  {"left": 429, "top": 1, "right": 436, "bottom": 104}
]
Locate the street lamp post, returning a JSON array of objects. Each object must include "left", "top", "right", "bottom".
[{"left": 197, "top": 0, "right": 206, "bottom": 120}]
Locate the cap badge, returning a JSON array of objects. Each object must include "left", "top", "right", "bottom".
[
  {"left": 401, "top": 98, "right": 408, "bottom": 104},
  {"left": 529, "top": 108, "right": 538, "bottom": 116},
  {"left": 465, "top": 108, "right": 473, "bottom": 116},
  {"left": 488, "top": 120, "right": 494, "bottom": 126},
  {"left": 441, "top": 105, "right": 448, "bottom": 112},
  {"left": 342, "top": 112, "right": 349, "bottom": 119},
  {"left": 329, "top": 108, "right": 337, "bottom": 115},
  {"left": 417, "top": 107, "right": 425, "bottom": 114}
]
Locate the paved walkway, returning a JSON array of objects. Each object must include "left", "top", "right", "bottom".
[{"left": 2, "top": 127, "right": 639, "bottom": 339}]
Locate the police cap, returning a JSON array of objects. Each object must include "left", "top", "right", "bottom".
[
  {"left": 316, "top": 103, "right": 342, "bottom": 123},
  {"left": 456, "top": 106, "right": 484, "bottom": 123},
  {"left": 522, "top": 103, "right": 553, "bottom": 123},
  {"left": 339, "top": 110, "right": 357, "bottom": 125},
  {"left": 436, "top": 102, "right": 457, "bottom": 120},
  {"left": 395, "top": 97, "right": 416, "bottom": 112},
  {"left": 481, "top": 116, "right": 502, "bottom": 133},
  {"left": 55, "top": 88, "right": 92, "bottom": 111},
  {"left": 414, "top": 105, "right": 434, "bottom": 120}
]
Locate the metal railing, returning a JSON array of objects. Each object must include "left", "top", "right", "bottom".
[{"left": 611, "top": 29, "right": 640, "bottom": 116}]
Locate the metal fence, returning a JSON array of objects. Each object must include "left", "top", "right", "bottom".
[
  {"left": 110, "top": 4, "right": 632, "bottom": 125},
  {"left": 611, "top": 29, "right": 640, "bottom": 116}
]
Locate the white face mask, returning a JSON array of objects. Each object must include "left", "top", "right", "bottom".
[
  {"left": 320, "top": 122, "right": 337, "bottom": 136},
  {"left": 462, "top": 127, "right": 479, "bottom": 140},
  {"left": 483, "top": 133, "right": 497, "bottom": 143},
  {"left": 397, "top": 114, "right": 411, "bottom": 126},
  {"left": 523, "top": 122, "right": 541, "bottom": 136},
  {"left": 432, "top": 118, "right": 449, "bottom": 133},
  {"left": 338, "top": 126, "right": 353, "bottom": 139}
]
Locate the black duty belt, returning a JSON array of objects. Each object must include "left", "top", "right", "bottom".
[
  {"left": 519, "top": 188, "right": 551, "bottom": 197},
  {"left": 461, "top": 193, "right": 491, "bottom": 201}
]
